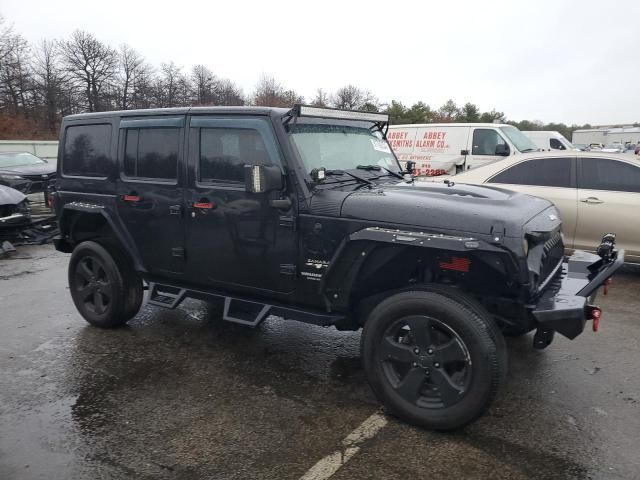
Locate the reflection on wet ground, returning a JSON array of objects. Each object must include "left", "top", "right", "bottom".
[{"left": 1, "top": 247, "right": 639, "bottom": 479}]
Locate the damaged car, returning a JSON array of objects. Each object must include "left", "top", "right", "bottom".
[
  {"left": 0, "top": 152, "right": 57, "bottom": 200},
  {"left": 0, "top": 184, "right": 31, "bottom": 232},
  {"left": 53, "top": 105, "right": 624, "bottom": 430}
]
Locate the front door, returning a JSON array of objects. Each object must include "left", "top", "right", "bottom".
[
  {"left": 575, "top": 156, "right": 640, "bottom": 259},
  {"left": 184, "top": 116, "right": 297, "bottom": 294},
  {"left": 466, "top": 128, "right": 508, "bottom": 170},
  {"left": 116, "top": 116, "right": 186, "bottom": 278}
]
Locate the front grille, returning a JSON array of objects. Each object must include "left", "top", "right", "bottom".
[
  {"left": 539, "top": 231, "right": 564, "bottom": 286},
  {"left": 0, "top": 203, "right": 18, "bottom": 218}
]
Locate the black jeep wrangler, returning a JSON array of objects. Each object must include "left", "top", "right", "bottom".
[{"left": 53, "top": 105, "right": 623, "bottom": 430}]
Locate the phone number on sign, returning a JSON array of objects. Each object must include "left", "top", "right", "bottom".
[{"left": 412, "top": 168, "right": 448, "bottom": 176}]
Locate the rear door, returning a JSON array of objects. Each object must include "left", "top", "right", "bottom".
[
  {"left": 575, "top": 157, "right": 640, "bottom": 259},
  {"left": 486, "top": 156, "right": 578, "bottom": 247},
  {"left": 116, "top": 116, "right": 186, "bottom": 278}
]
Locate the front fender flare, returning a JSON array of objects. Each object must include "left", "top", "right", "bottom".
[{"left": 320, "top": 226, "right": 510, "bottom": 312}]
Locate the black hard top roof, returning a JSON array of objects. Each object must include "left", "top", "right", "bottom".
[{"left": 64, "top": 106, "right": 291, "bottom": 121}]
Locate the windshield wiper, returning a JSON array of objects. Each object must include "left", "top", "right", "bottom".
[
  {"left": 325, "top": 169, "right": 373, "bottom": 186},
  {"left": 357, "top": 164, "right": 404, "bottom": 180}
]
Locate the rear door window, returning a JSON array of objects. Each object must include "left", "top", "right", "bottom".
[
  {"left": 62, "top": 124, "right": 112, "bottom": 177},
  {"left": 123, "top": 128, "right": 179, "bottom": 180},
  {"left": 488, "top": 157, "right": 573, "bottom": 188},
  {"left": 578, "top": 157, "right": 640, "bottom": 193}
]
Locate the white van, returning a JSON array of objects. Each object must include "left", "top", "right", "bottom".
[
  {"left": 522, "top": 131, "right": 574, "bottom": 151},
  {"left": 387, "top": 123, "right": 538, "bottom": 177}
]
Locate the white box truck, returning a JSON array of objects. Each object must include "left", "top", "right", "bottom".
[
  {"left": 522, "top": 131, "right": 574, "bottom": 151},
  {"left": 387, "top": 123, "right": 538, "bottom": 177}
]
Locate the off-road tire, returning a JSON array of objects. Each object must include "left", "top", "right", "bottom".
[
  {"left": 362, "top": 290, "right": 507, "bottom": 430},
  {"left": 68, "top": 240, "right": 143, "bottom": 328}
]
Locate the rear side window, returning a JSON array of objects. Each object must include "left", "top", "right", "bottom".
[
  {"left": 489, "top": 157, "right": 573, "bottom": 188},
  {"left": 579, "top": 158, "right": 640, "bottom": 193},
  {"left": 472, "top": 129, "right": 506, "bottom": 155},
  {"left": 63, "top": 124, "right": 112, "bottom": 177},
  {"left": 199, "top": 128, "right": 271, "bottom": 183},
  {"left": 549, "top": 138, "right": 566, "bottom": 150},
  {"left": 124, "top": 128, "right": 179, "bottom": 180}
]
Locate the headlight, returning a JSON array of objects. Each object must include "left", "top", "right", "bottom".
[{"left": 0, "top": 174, "right": 23, "bottom": 180}]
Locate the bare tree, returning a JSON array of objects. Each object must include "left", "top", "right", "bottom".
[
  {"left": 253, "top": 74, "right": 302, "bottom": 107},
  {"left": 311, "top": 88, "right": 329, "bottom": 107},
  {"left": 118, "top": 44, "right": 145, "bottom": 110},
  {"left": 332, "top": 85, "right": 376, "bottom": 111},
  {"left": 156, "top": 62, "right": 190, "bottom": 107},
  {"left": 0, "top": 26, "right": 32, "bottom": 114},
  {"left": 191, "top": 64, "right": 215, "bottom": 105},
  {"left": 32, "top": 40, "right": 66, "bottom": 132},
  {"left": 59, "top": 30, "right": 118, "bottom": 112},
  {"left": 212, "top": 77, "right": 244, "bottom": 106}
]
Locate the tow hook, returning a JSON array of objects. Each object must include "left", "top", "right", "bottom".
[{"left": 587, "top": 306, "right": 602, "bottom": 332}]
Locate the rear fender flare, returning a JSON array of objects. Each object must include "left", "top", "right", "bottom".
[{"left": 59, "top": 203, "right": 145, "bottom": 272}]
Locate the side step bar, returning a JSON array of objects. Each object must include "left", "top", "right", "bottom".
[{"left": 147, "top": 282, "right": 343, "bottom": 328}]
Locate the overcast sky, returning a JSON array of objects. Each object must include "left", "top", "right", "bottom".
[{"left": 3, "top": 0, "right": 639, "bottom": 125}]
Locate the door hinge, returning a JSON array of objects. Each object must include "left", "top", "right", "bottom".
[
  {"left": 279, "top": 264, "right": 297, "bottom": 276},
  {"left": 171, "top": 247, "right": 185, "bottom": 258},
  {"left": 279, "top": 216, "right": 296, "bottom": 229}
]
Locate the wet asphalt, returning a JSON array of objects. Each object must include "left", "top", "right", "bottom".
[{"left": 0, "top": 245, "right": 639, "bottom": 480}]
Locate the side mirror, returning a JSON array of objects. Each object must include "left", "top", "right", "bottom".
[
  {"left": 495, "top": 144, "right": 510, "bottom": 156},
  {"left": 244, "top": 164, "right": 283, "bottom": 194}
]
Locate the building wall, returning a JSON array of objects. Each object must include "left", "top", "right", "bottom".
[
  {"left": 572, "top": 128, "right": 640, "bottom": 146},
  {"left": 0, "top": 140, "right": 59, "bottom": 163}
]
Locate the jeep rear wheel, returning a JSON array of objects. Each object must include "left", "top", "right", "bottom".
[
  {"left": 362, "top": 290, "right": 506, "bottom": 430},
  {"left": 69, "top": 241, "right": 143, "bottom": 328}
]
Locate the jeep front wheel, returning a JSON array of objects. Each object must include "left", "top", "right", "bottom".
[
  {"left": 68, "top": 241, "right": 143, "bottom": 328},
  {"left": 361, "top": 290, "right": 506, "bottom": 430}
]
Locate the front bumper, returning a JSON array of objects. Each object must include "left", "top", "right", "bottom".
[{"left": 531, "top": 248, "right": 624, "bottom": 340}]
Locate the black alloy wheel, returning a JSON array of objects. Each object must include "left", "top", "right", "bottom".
[
  {"left": 74, "top": 255, "right": 113, "bottom": 315},
  {"left": 68, "top": 240, "right": 143, "bottom": 328},
  {"left": 380, "top": 315, "right": 471, "bottom": 409},
  {"left": 362, "top": 289, "right": 506, "bottom": 430}
]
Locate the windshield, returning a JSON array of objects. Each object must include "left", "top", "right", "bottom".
[
  {"left": 287, "top": 123, "right": 400, "bottom": 174},
  {"left": 0, "top": 152, "right": 46, "bottom": 168},
  {"left": 499, "top": 126, "right": 538, "bottom": 152}
]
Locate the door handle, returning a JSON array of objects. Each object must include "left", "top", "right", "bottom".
[
  {"left": 580, "top": 197, "right": 603, "bottom": 204},
  {"left": 269, "top": 197, "right": 292, "bottom": 210},
  {"left": 192, "top": 199, "right": 214, "bottom": 210},
  {"left": 169, "top": 205, "right": 182, "bottom": 215},
  {"left": 122, "top": 192, "right": 140, "bottom": 202}
]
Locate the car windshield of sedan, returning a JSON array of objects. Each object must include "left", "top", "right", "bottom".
[
  {"left": 499, "top": 126, "right": 538, "bottom": 152},
  {"left": 287, "top": 123, "right": 400, "bottom": 174},
  {"left": 0, "top": 152, "right": 46, "bottom": 168}
]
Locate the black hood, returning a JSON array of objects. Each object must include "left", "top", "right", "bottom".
[
  {"left": 336, "top": 181, "right": 554, "bottom": 237},
  {"left": 0, "top": 162, "right": 56, "bottom": 176},
  {"left": 0, "top": 184, "right": 26, "bottom": 205}
]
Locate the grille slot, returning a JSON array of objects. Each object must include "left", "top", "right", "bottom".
[{"left": 539, "top": 231, "right": 564, "bottom": 286}]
